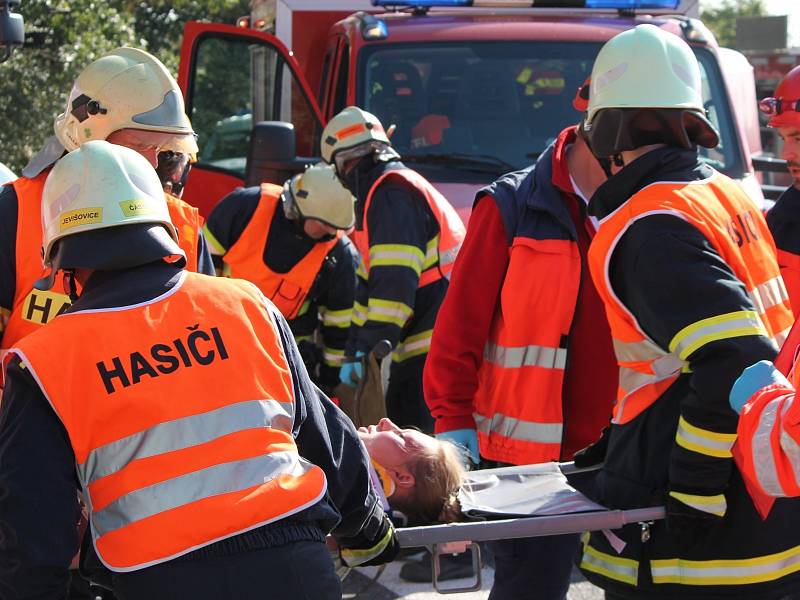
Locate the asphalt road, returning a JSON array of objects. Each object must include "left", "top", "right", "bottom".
[{"left": 342, "top": 553, "right": 604, "bottom": 600}]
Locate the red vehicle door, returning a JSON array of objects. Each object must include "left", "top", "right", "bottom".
[{"left": 177, "top": 22, "right": 325, "bottom": 217}]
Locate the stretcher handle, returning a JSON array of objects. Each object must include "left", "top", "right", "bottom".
[{"left": 395, "top": 506, "right": 666, "bottom": 548}]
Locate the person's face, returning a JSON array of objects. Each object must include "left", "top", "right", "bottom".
[
  {"left": 779, "top": 125, "right": 800, "bottom": 189},
  {"left": 302, "top": 218, "right": 338, "bottom": 240},
  {"left": 357, "top": 418, "right": 439, "bottom": 494}
]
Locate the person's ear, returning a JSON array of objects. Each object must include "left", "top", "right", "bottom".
[{"left": 393, "top": 468, "right": 415, "bottom": 489}]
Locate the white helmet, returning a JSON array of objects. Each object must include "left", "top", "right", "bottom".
[
  {"left": 320, "top": 106, "right": 396, "bottom": 170},
  {"left": 54, "top": 47, "right": 198, "bottom": 155},
  {"left": 282, "top": 162, "right": 355, "bottom": 230},
  {"left": 581, "top": 24, "right": 718, "bottom": 158},
  {"left": 37, "top": 140, "right": 183, "bottom": 290}
]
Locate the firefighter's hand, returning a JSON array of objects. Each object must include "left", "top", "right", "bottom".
[
  {"left": 729, "top": 360, "right": 790, "bottom": 414},
  {"left": 572, "top": 426, "right": 610, "bottom": 469},
  {"left": 666, "top": 491, "right": 724, "bottom": 550},
  {"left": 437, "top": 429, "right": 479, "bottom": 465},
  {"left": 339, "top": 514, "right": 399, "bottom": 568},
  {"left": 339, "top": 352, "right": 365, "bottom": 386}
]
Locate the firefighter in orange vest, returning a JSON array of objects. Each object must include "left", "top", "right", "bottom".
[
  {"left": 321, "top": 106, "right": 466, "bottom": 433},
  {"left": 578, "top": 25, "right": 800, "bottom": 599},
  {"left": 0, "top": 141, "right": 397, "bottom": 599},
  {"left": 203, "top": 163, "right": 358, "bottom": 394},
  {"left": 421, "top": 78, "right": 617, "bottom": 595},
  {"left": 762, "top": 65, "right": 800, "bottom": 317},
  {"left": 0, "top": 47, "right": 214, "bottom": 379}
]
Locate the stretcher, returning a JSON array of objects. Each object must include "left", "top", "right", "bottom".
[{"left": 393, "top": 462, "right": 665, "bottom": 594}]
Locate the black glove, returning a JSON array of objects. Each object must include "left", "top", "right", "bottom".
[
  {"left": 338, "top": 514, "right": 399, "bottom": 568},
  {"left": 572, "top": 426, "right": 610, "bottom": 469},
  {"left": 665, "top": 492, "right": 724, "bottom": 551}
]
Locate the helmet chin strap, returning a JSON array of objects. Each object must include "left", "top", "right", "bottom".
[{"left": 63, "top": 269, "right": 81, "bottom": 303}]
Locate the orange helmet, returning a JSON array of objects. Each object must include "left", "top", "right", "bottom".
[{"left": 760, "top": 65, "right": 800, "bottom": 129}]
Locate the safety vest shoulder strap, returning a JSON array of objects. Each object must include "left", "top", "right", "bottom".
[
  {"left": 224, "top": 185, "right": 339, "bottom": 320},
  {"left": 164, "top": 193, "right": 202, "bottom": 273}
]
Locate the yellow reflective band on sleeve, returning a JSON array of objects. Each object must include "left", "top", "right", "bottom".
[
  {"left": 651, "top": 543, "right": 800, "bottom": 585},
  {"left": 201, "top": 224, "right": 227, "bottom": 256},
  {"left": 369, "top": 244, "right": 425, "bottom": 275},
  {"left": 675, "top": 416, "right": 736, "bottom": 459},
  {"left": 580, "top": 542, "right": 639, "bottom": 586},
  {"left": 668, "top": 491, "right": 727, "bottom": 517},
  {"left": 669, "top": 311, "right": 767, "bottom": 361},
  {"left": 393, "top": 329, "right": 433, "bottom": 362},
  {"left": 422, "top": 236, "right": 439, "bottom": 270},
  {"left": 352, "top": 302, "right": 367, "bottom": 327},
  {"left": 340, "top": 525, "right": 394, "bottom": 568},
  {"left": 323, "top": 347, "right": 346, "bottom": 367},
  {"left": 367, "top": 298, "right": 413, "bottom": 327},
  {"left": 320, "top": 307, "right": 352, "bottom": 329}
]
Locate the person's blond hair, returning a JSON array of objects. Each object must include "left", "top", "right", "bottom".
[{"left": 390, "top": 439, "right": 465, "bottom": 525}]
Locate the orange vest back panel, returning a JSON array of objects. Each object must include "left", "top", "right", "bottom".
[
  {"left": 11, "top": 272, "right": 326, "bottom": 571},
  {"left": 352, "top": 169, "right": 465, "bottom": 287},
  {"left": 223, "top": 184, "right": 339, "bottom": 319},
  {"left": 589, "top": 173, "right": 792, "bottom": 424}
]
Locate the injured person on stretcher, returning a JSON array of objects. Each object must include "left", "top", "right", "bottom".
[{"left": 355, "top": 417, "right": 614, "bottom": 526}]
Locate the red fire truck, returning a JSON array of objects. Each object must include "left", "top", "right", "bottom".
[{"left": 176, "top": 0, "right": 766, "bottom": 219}]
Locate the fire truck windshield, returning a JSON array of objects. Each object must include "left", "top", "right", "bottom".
[{"left": 357, "top": 41, "right": 742, "bottom": 179}]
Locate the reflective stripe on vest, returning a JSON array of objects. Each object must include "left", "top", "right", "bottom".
[
  {"left": 589, "top": 174, "right": 792, "bottom": 425},
  {"left": 351, "top": 169, "right": 465, "bottom": 288},
  {"left": 222, "top": 184, "right": 340, "bottom": 320},
  {"left": 473, "top": 412, "right": 563, "bottom": 445},
  {"left": 11, "top": 272, "right": 327, "bottom": 571},
  {"left": 472, "top": 236, "right": 580, "bottom": 464},
  {"left": 2, "top": 177, "right": 202, "bottom": 371}
]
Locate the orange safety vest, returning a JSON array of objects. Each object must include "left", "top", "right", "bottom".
[
  {"left": 165, "top": 192, "right": 203, "bottom": 273},
  {"left": 589, "top": 173, "right": 793, "bottom": 425},
  {"left": 2, "top": 175, "right": 204, "bottom": 364},
  {"left": 10, "top": 272, "right": 327, "bottom": 571},
  {"left": 222, "top": 184, "right": 341, "bottom": 320},
  {"left": 350, "top": 169, "right": 465, "bottom": 288},
  {"left": 472, "top": 234, "right": 580, "bottom": 465}
]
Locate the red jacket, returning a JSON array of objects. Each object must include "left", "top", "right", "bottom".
[{"left": 424, "top": 128, "right": 616, "bottom": 460}]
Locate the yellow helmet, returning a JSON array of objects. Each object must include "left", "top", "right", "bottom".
[
  {"left": 320, "top": 106, "right": 394, "bottom": 168},
  {"left": 283, "top": 163, "right": 355, "bottom": 230},
  {"left": 38, "top": 140, "right": 183, "bottom": 289},
  {"left": 54, "top": 47, "right": 198, "bottom": 155}
]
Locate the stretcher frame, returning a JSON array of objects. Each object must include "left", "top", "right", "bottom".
[{"left": 392, "top": 462, "right": 666, "bottom": 594}]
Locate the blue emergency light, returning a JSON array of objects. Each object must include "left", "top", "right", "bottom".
[{"left": 371, "top": 0, "right": 679, "bottom": 9}]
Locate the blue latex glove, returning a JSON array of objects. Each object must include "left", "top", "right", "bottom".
[
  {"left": 437, "top": 428, "right": 479, "bottom": 465},
  {"left": 339, "top": 351, "right": 365, "bottom": 386},
  {"left": 729, "top": 360, "right": 791, "bottom": 414}
]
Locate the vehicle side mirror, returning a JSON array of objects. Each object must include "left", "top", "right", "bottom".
[
  {"left": 0, "top": 0, "right": 24, "bottom": 64},
  {"left": 245, "top": 121, "right": 315, "bottom": 187}
]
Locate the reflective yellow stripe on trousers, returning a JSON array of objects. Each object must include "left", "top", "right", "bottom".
[{"left": 651, "top": 543, "right": 800, "bottom": 585}]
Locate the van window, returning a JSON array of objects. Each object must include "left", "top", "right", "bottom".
[
  {"left": 358, "top": 41, "right": 742, "bottom": 179},
  {"left": 189, "top": 35, "right": 322, "bottom": 176}
]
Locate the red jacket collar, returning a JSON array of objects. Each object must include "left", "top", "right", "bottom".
[{"left": 551, "top": 126, "right": 578, "bottom": 196}]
